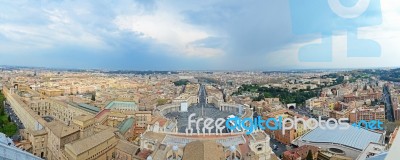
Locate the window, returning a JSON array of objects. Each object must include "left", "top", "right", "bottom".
[{"left": 256, "top": 144, "right": 263, "bottom": 152}]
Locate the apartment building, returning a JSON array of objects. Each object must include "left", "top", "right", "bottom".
[
  {"left": 264, "top": 110, "right": 311, "bottom": 145},
  {"left": 349, "top": 106, "right": 385, "bottom": 123}
]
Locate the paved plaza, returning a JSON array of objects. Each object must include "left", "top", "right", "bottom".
[{"left": 164, "top": 103, "right": 236, "bottom": 133}]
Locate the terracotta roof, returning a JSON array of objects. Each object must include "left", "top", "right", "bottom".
[
  {"left": 150, "top": 117, "right": 168, "bottom": 127},
  {"left": 136, "top": 149, "right": 152, "bottom": 159},
  {"left": 95, "top": 109, "right": 110, "bottom": 119},
  {"left": 283, "top": 145, "right": 319, "bottom": 160}
]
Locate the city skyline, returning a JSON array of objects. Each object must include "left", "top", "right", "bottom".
[
  {"left": 1, "top": 0, "right": 400, "bottom": 70},
  {"left": 2, "top": 1, "right": 400, "bottom": 159},
  {"left": 0, "top": 64, "right": 399, "bottom": 72},
  {"left": 1, "top": 67, "right": 399, "bottom": 159}
]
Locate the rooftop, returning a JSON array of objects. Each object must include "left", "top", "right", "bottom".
[
  {"left": 64, "top": 127, "right": 117, "bottom": 155},
  {"left": 73, "top": 114, "right": 94, "bottom": 122},
  {"left": 118, "top": 118, "right": 134, "bottom": 134},
  {"left": 182, "top": 141, "right": 224, "bottom": 160},
  {"left": 298, "top": 124, "right": 384, "bottom": 150},
  {"left": 115, "top": 140, "right": 140, "bottom": 155},
  {"left": 105, "top": 101, "right": 137, "bottom": 110},
  {"left": 142, "top": 131, "right": 167, "bottom": 142},
  {"left": 46, "top": 120, "right": 79, "bottom": 138},
  {"left": 95, "top": 109, "right": 110, "bottom": 119},
  {"left": 283, "top": 145, "right": 318, "bottom": 160},
  {"left": 66, "top": 101, "right": 100, "bottom": 114},
  {"left": 250, "top": 131, "right": 267, "bottom": 141},
  {"left": 30, "top": 129, "right": 47, "bottom": 136},
  {"left": 78, "top": 103, "right": 100, "bottom": 113}
]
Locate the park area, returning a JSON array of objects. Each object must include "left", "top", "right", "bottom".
[{"left": 0, "top": 91, "right": 17, "bottom": 137}]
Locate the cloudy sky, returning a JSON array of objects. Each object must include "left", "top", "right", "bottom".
[{"left": 0, "top": 0, "right": 399, "bottom": 70}]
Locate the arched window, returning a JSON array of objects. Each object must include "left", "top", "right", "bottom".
[{"left": 256, "top": 144, "right": 263, "bottom": 151}]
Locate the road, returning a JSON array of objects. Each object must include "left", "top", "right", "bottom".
[
  {"left": 291, "top": 106, "right": 314, "bottom": 118},
  {"left": 269, "top": 138, "right": 288, "bottom": 158},
  {"left": 198, "top": 84, "right": 207, "bottom": 105},
  {"left": 3, "top": 101, "right": 24, "bottom": 141},
  {"left": 383, "top": 86, "right": 395, "bottom": 122}
]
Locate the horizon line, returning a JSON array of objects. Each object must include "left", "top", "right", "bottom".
[{"left": 0, "top": 64, "right": 398, "bottom": 72}]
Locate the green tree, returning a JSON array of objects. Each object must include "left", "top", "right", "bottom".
[
  {"left": 306, "top": 150, "right": 313, "bottom": 160},
  {"left": 173, "top": 79, "right": 189, "bottom": 86},
  {"left": 0, "top": 107, "right": 4, "bottom": 116},
  {"left": 0, "top": 92, "right": 4, "bottom": 116}
]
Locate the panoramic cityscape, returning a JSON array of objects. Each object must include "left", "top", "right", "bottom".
[
  {"left": 0, "top": 67, "right": 399, "bottom": 160},
  {"left": 1, "top": 0, "right": 400, "bottom": 160}
]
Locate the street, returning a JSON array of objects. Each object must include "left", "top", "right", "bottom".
[
  {"left": 198, "top": 84, "right": 207, "bottom": 105},
  {"left": 383, "top": 86, "right": 395, "bottom": 122},
  {"left": 3, "top": 101, "right": 23, "bottom": 141},
  {"left": 269, "top": 138, "right": 288, "bottom": 158},
  {"left": 291, "top": 106, "right": 314, "bottom": 118}
]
